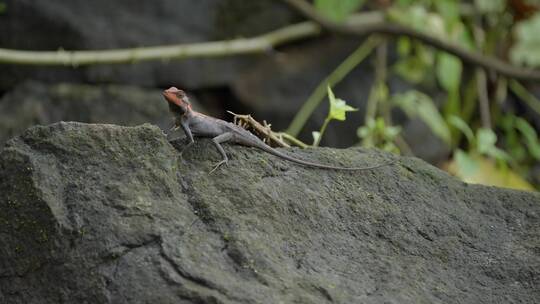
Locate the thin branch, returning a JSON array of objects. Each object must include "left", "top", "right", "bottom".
[
  {"left": 286, "top": 35, "right": 382, "bottom": 136},
  {"left": 473, "top": 25, "right": 492, "bottom": 129},
  {"left": 365, "top": 39, "right": 387, "bottom": 122},
  {"left": 394, "top": 135, "right": 414, "bottom": 156},
  {"left": 0, "top": 20, "right": 327, "bottom": 66},
  {"left": 277, "top": 132, "right": 309, "bottom": 148},
  {"left": 476, "top": 69, "right": 492, "bottom": 128},
  {"left": 475, "top": 69, "right": 491, "bottom": 129},
  {"left": 494, "top": 76, "right": 507, "bottom": 106},
  {"left": 282, "top": 0, "right": 540, "bottom": 81},
  {"left": 0, "top": 11, "right": 385, "bottom": 66},
  {"left": 227, "top": 111, "right": 291, "bottom": 148},
  {"left": 313, "top": 117, "right": 330, "bottom": 147}
]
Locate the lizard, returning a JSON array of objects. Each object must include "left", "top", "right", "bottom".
[{"left": 162, "top": 86, "right": 394, "bottom": 173}]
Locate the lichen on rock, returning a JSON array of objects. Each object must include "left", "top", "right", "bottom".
[{"left": 0, "top": 122, "right": 539, "bottom": 304}]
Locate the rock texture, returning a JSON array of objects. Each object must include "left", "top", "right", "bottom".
[{"left": 0, "top": 122, "right": 539, "bottom": 304}]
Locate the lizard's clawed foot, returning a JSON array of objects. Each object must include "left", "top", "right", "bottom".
[
  {"left": 179, "top": 141, "right": 194, "bottom": 157},
  {"left": 209, "top": 160, "right": 228, "bottom": 174},
  {"left": 164, "top": 122, "right": 179, "bottom": 137}
]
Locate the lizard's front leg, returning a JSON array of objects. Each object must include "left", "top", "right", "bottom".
[
  {"left": 164, "top": 118, "right": 178, "bottom": 139},
  {"left": 209, "top": 132, "right": 233, "bottom": 174},
  {"left": 178, "top": 118, "right": 195, "bottom": 156}
]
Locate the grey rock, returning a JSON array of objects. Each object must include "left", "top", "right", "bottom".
[
  {"left": 0, "top": 122, "right": 539, "bottom": 303},
  {"left": 401, "top": 118, "right": 451, "bottom": 163}
]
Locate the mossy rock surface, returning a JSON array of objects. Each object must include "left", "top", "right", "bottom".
[{"left": 0, "top": 122, "right": 539, "bottom": 304}]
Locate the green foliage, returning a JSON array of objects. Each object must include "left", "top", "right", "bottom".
[
  {"left": 476, "top": 128, "right": 511, "bottom": 161},
  {"left": 450, "top": 151, "right": 535, "bottom": 191},
  {"left": 474, "top": 0, "right": 505, "bottom": 14},
  {"left": 510, "top": 13, "right": 540, "bottom": 67},
  {"left": 327, "top": 86, "right": 358, "bottom": 121},
  {"left": 387, "top": 5, "right": 424, "bottom": 28},
  {"left": 446, "top": 121, "right": 536, "bottom": 190},
  {"left": 454, "top": 149, "right": 479, "bottom": 177},
  {"left": 393, "top": 39, "right": 434, "bottom": 84},
  {"left": 509, "top": 80, "right": 540, "bottom": 115},
  {"left": 449, "top": 117, "right": 511, "bottom": 164},
  {"left": 501, "top": 115, "right": 527, "bottom": 161},
  {"left": 357, "top": 117, "right": 401, "bottom": 153},
  {"left": 0, "top": 2, "right": 6, "bottom": 14},
  {"left": 312, "top": 87, "right": 358, "bottom": 146},
  {"left": 436, "top": 53, "right": 462, "bottom": 93},
  {"left": 392, "top": 90, "right": 451, "bottom": 145},
  {"left": 388, "top": 1, "right": 469, "bottom": 121},
  {"left": 448, "top": 115, "right": 474, "bottom": 145},
  {"left": 295, "top": 0, "right": 539, "bottom": 189},
  {"left": 385, "top": 1, "right": 537, "bottom": 189},
  {"left": 501, "top": 114, "right": 540, "bottom": 162},
  {"left": 314, "top": 0, "right": 365, "bottom": 21},
  {"left": 515, "top": 118, "right": 540, "bottom": 160},
  {"left": 286, "top": 36, "right": 381, "bottom": 137},
  {"left": 433, "top": 0, "right": 460, "bottom": 25}
]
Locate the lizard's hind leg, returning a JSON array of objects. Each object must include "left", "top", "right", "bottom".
[{"left": 209, "top": 132, "right": 233, "bottom": 174}]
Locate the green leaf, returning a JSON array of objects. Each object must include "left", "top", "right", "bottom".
[
  {"left": 476, "top": 128, "right": 497, "bottom": 153},
  {"left": 455, "top": 149, "right": 479, "bottom": 177},
  {"left": 425, "top": 13, "right": 446, "bottom": 36},
  {"left": 449, "top": 153, "right": 535, "bottom": 191},
  {"left": 500, "top": 115, "right": 527, "bottom": 161},
  {"left": 388, "top": 5, "right": 428, "bottom": 31},
  {"left": 388, "top": 5, "right": 447, "bottom": 37},
  {"left": 455, "top": 23, "right": 476, "bottom": 50},
  {"left": 397, "top": 37, "right": 411, "bottom": 57},
  {"left": 0, "top": 2, "right": 6, "bottom": 13},
  {"left": 396, "top": 0, "right": 422, "bottom": 6},
  {"left": 436, "top": 52, "right": 462, "bottom": 92},
  {"left": 357, "top": 117, "right": 401, "bottom": 153},
  {"left": 510, "top": 13, "right": 540, "bottom": 67},
  {"left": 393, "top": 57, "right": 429, "bottom": 84},
  {"left": 393, "top": 90, "right": 451, "bottom": 144},
  {"left": 515, "top": 117, "right": 540, "bottom": 160},
  {"left": 386, "top": 125, "right": 402, "bottom": 138},
  {"left": 327, "top": 86, "right": 358, "bottom": 121},
  {"left": 357, "top": 126, "right": 369, "bottom": 139},
  {"left": 474, "top": 0, "right": 505, "bottom": 14},
  {"left": 448, "top": 115, "right": 475, "bottom": 146},
  {"left": 476, "top": 128, "right": 511, "bottom": 161},
  {"left": 434, "top": 0, "right": 460, "bottom": 23},
  {"left": 394, "top": 42, "right": 435, "bottom": 84},
  {"left": 314, "top": 0, "right": 365, "bottom": 22}
]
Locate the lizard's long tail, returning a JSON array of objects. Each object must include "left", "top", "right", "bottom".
[{"left": 255, "top": 141, "right": 395, "bottom": 171}]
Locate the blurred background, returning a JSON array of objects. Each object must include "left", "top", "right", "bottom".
[{"left": 1, "top": 0, "right": 539, "bottom": 190}]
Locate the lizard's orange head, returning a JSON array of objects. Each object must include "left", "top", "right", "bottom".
[{"left": 163, "top": 87, "right": 191, "bottom": 114}]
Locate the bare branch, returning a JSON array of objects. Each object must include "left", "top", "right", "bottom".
[{"left": 0, "top": 20, "right": 327, "bottom": 66}]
